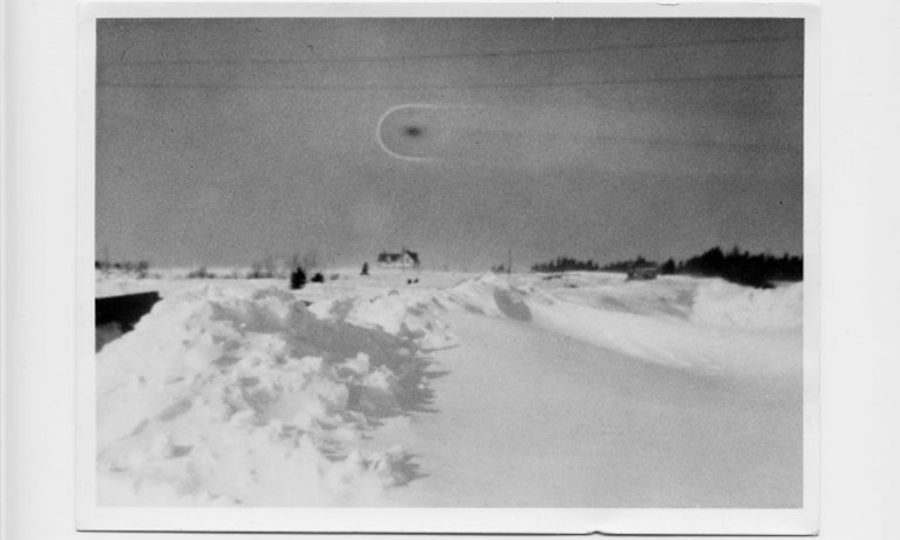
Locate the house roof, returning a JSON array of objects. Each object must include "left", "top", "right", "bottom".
[{"left": 378, "top": 250, "right": 419, "bottom": 263}]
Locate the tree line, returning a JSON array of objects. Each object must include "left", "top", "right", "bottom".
[
  {"left": 530, "top": 246, "right": 803, "bottom": 289},
  {"left": 668, "top": 247, "right": 803, "bottom": 288},
  {"left": 530, "top": 256, "right": 601, "bottom": 273},
  {"left": 95, "top": 259, "right": 150, "bottom": 278}
]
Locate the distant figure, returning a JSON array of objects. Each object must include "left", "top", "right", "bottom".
[
  {"left": 361, "top": 262, "right": 369, "bottom": 276},
  {"left": 311, "top": 272, "right": 325, "bottom": 283},
  {"left": 289, "top": 267, "right": 307, "bottom": 290}
]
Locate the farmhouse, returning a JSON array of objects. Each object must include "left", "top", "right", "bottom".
[{"left": 377, "top": 249, "right": 420, "bottom": 268}]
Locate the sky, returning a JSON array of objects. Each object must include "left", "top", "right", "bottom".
[{"left": 96, "top": 18, "right": 804, "bottom": 270}]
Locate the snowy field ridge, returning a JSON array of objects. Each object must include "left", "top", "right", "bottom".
[
  {"left": 443, "top": 271, "right": 802, "bottom": 330},
  {"left": 440, "top": 272, "right": 801, "bottom": 372}
]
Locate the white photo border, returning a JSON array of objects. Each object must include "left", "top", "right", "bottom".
[{"left": 75, "top": 2, "right": 821, "bottom": 534}]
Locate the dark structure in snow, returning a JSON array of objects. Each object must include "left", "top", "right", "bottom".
[
  {"left": 377, "top": 249, "right": 420, "bottom": 268},
  {"left": 96, "top": 291, "right": 161, "bottom": 331},
  {"left": 289, "top": 267, "right": 307, "bottom": 290},
  {"left": 361, "top": 262, "right": 369, "bottom": 276},
  {"left": 626, "top": 263, "right": 660, "bottom": 281}
]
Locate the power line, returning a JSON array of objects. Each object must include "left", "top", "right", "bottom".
[
  {"left": 98, "top": 72, "right": 802, "bottom": 92},
  {"left": 557, "top": 135, "right": 801, "bottom": 152},
  {"left": 97, "top": 35, "right": 803, "bottom": 68}
]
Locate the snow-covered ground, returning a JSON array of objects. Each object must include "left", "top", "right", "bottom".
[{"left": 95, "top": 268, "right": 803, "bottom": 507}]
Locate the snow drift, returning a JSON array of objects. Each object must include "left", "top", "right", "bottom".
[
  {"left": 442, "top": 272, "right": 801, "bottom": 373},
  {"left": 445, "top": 272, "right": 802, "bottom": 331},
  {"left": 97, "top": 286, "right": 445, "bottom": 506}
]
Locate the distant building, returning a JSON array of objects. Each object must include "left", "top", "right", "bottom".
[
  {"left": 377, "top": 249, "right": 420, "bottom": 268},
  {"left": 626, "top": 263, "right": 659, "bottom": 281}
]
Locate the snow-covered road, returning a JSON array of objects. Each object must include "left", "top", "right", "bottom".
[{"left": 376, "top": 309, "right": 801, "bottom": 507}]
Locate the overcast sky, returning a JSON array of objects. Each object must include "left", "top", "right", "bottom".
[{"left": 96, "top": 18, "right": 804, "bottom": 270}]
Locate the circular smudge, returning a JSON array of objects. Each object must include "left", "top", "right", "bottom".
[
  {"left": 376, "top": 104, "right": 445, "bottom": 162},
  {"left": 404, "top": 126, "right": 424, "bottom": 138}
]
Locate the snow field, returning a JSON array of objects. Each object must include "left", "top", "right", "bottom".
[{"left": 96, "top": 269, "right": 803, "bottom": 506}]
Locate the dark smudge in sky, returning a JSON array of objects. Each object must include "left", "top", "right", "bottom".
[{"left": 96, "top": 18, "right": 804, "bottom": 269}]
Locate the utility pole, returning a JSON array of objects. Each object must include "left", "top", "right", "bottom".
[{"left": 507, "top": 248, "right": 512, "bottom": 278}]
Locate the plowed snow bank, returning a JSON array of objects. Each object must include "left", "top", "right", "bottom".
[{"left": 97, "top": 286, "right": 443, "bottom": 506}]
